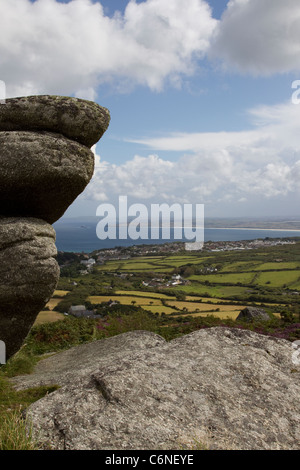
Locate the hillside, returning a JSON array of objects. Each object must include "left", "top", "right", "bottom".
[{"left": 39, "top": 237, "right": 300, "bottom": 326}]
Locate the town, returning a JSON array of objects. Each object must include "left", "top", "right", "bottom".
[{"left": 57, "top": 237, "right": 298, "bottom": 271}]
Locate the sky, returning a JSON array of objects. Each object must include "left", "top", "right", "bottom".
[{"left": 1, "top": 0, "right": 300, "bottom": 219}]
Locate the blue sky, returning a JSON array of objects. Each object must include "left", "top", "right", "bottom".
[{"left": 1, "top": 0, "right": 300, "bottom": 219}]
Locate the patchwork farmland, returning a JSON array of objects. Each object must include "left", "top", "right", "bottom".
[{"left": 35, "top": 238, "right": 300, "bottom": 324}]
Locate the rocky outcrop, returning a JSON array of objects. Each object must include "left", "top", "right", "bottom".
[
  {"left": 0, "top": 218, "right": 60, "bottom": 359},
  {"left": 12, "top": 328, "right": 300, "bottom": 450},
  {"left": 0, "top": 95, "right": 110, "bottom": 360},
  {"left": 0, "top": 95, "right": 110, "bottom": 147},
  {"left": 0, "top": 131, "right": 95, "bottom": 223},
  {"left": 236, "top": 306, "right": 271, "bottom": 322}
]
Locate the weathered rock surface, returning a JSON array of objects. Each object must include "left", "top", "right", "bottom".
[
  {"left": 0, "top": 218, "right": 60, "bottom": 360},
  {"left": 0, "top": 95, "right": 110, "bottom": 147},
  {"left": 0, "top": 95, "right": 110, "bottom": 358},
  {"left": 236, "top": 306, "right": 271, "bottom": 322},
  {"left": 14, "top": 328, "right": 300, "bottom": 450},
  {"left": 0, "top": 131, "right": 94, "bottom": 223},
  {"left": 12, "top": 330, "right": 166, "bottom": 390}
]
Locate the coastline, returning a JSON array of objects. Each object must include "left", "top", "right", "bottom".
[
  {"left": 54, "top": 223, "right": 300, "bottom": 253},
  {"left": 206, "top": 227, "right": 300, "bottom": 232}
]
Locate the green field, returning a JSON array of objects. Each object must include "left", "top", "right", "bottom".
[
  {"left": 289, "top": 280, "right": 300, "bottom": 290},
  {"left": 96, "top": 260, "right": 175, "bottom": 272},
  {"left": 153, "top": 256, "right": 211, "bottom": 267},
  {"left": 219, "top": 261, "right": 262, "bottom": 272},
  {"left": 96, "top": 255, "right": 214, "bottom": 273},
  {"left": 177, "top": 284, "right": 249, "bottom": 299},
  {"left": 252, "top": 262, "right": 300, "bottom": 271},
  {"left": 189, "top": 272, "right": 256, "bottom": 284},
  {"left": 255, "top": 270, "right": 300, "bottom": 287}
]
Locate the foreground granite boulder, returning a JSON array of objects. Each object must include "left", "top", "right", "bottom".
[
  {"left": 12, "top": 328, "right": 300, "bottom": 450},
  {"left": 0, "top": 218, "right": 60, "bottom": 359}
]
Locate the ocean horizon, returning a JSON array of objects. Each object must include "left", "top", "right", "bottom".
[{"left": 53, "top": 218, "right": 300, "bottom": 253}]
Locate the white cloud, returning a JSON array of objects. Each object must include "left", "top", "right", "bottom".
[
  {"left": 83, "top": 100, "right": 300, "bottom": 205},
  {"left": 87, "top": 153, "right": 176, "bottom": 201},
  {"left": 130, "top": 100, "right": 300, "bottom": 157},
  {"left": 2, "top": 0, "right": 300, "bottom": 97},
  {"left": 210, "top": 0, "right": 300, "bottom": 74},
  {"left": 0, "top": 0, "right": 217, "bottom": 97}
]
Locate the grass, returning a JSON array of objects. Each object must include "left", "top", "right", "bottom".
[
  {"left": 177, "top": 311, "right": 242, "bottom": 320},
  {"left": 166, "top": 300, "right": 246, "bottom": 313},
  {"left": 88, "top": 295, "right": 163, "bottom": 306},
  {"left": 154, "top": 258, "right": 210, "bottom": 267},
  {"left": 189, "top": 272, "right": 256, "bottom": 284},
  {"left": 178, "top": 284, "right": 249, "bottom": 299},
  {"left": 53, "top": 290, "right": 70, "bottom": 297},
  {"left": 289, "top": 280, "right": 300, "bottom": 290},
  {"left": 0, "top": 404, "right": 45, "bottom": 450},
  {"left": 96, "top": 258, "right": 176, "bottom": 272},
  {"left": 2, "top": 350, "right": 39, "bottom": 377},
  {"left": 185, "top": 295, "right": 238, "bottom": 304},
  {"left": 144, "top": 305, "right": 176, "bottom": 315},
  {"left": 119, "top": 262, "right": 165, "bottom": 270},
  {"left": 252, "top": 262, "right": 300, "bottom": 271},
  {"left": 0, "top": 372, "right": 59, "bottom": 450},
  {"left": 0, "top": 407, "right": 39, "bottom": 450},
  {"left": 96, "top": 255, "right": 214, "bottom": 272},
  {"left": 115, "top": 290, "right": 177, "bottom": 300},
  {"left": 256, "top": 270, "right": 300, "bottom": 287},
  {"left": 219, "top": 261, "right": 262, "bottom": 272},
  {"left": 34, "top": 311, "right": 65, "bottom": 326},
  {"left": 165, "top": 300, "right": 222, "bottom": 311},
  {"left": 97, "top": 289, "right": 244, "bottom": 305},
  {"left": 44, "top": 298, "right": 62, "bottom": 310}
]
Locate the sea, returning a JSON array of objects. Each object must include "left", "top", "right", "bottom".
[{"left": 53, "top": 218, "right": 300, "bottom": 253}]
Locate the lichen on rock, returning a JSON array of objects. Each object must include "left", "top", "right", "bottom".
[{"left": 0, "top": 95, "right": 110, "bottom": 147}]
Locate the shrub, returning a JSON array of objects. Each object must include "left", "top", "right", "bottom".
[{"left": 25, "top": 317, "right": 102, "bottom": 354}]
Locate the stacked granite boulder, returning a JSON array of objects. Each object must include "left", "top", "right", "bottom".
[{"left": 0, "top": 95, "right": 110, "bottom": 360}]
